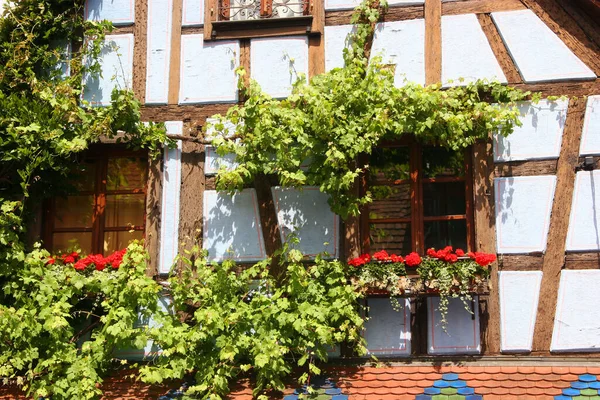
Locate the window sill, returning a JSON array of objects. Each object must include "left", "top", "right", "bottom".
[{"left": 209, "top": 15, "right": 315, "bottom": 40}]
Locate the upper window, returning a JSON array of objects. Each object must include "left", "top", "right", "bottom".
[
  {"left": 218, "top": 0, "right": 309, "bottom": 20},
  {"left": 363, "top": 143, "right": 474, "bottom": 255},
  {"left": 45, "top": 148, "right": 148, "bottom": 255},
  {"left": 205, "top": 0, "right": 321, "bottom": 40}
]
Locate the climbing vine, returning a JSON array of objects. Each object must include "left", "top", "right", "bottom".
[
  {"left": 209, "top": 0, "right": 533, "bottom": 218},
  {"left": 0, "top": 1, "right": 170, "bottom": 399},
  {"left": 0, "top": 0, "right": 538, "bottom": 399}
]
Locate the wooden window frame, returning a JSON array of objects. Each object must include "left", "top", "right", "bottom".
[
  {"left": 204, "top": 0, "right": 323, "bottom": 40},
  {"left": 360, "top": 141, "right": 475, "bottom": 255},
  {"left": 44, "top": 147, "right": 148, "bottom": 255}
]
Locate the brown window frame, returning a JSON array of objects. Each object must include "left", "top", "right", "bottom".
[
  {"left": 44, "top": 147, "right": 148, "bottom": 255},
  {"left": 360, "top": 141, "right": 475, "bottom": 255}
]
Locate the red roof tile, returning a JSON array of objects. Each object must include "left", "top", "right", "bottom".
[{"left": 2, "top": 363, "right": 600, "bottom": 399}]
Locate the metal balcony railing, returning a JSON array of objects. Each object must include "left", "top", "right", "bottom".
[{"left": 218, "top": 0, "right": 310, "bottom": 21}]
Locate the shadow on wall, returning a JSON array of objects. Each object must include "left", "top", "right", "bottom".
[
  {"left": 588, "top": 172, "right": 599, "bottom": 250},
  {"left": 498, "top": 101, "right": 567, "bottom": 159},
  {"left": 274, "top": 187, "right": 338, "bottom": 257},
  {"left": 203, "top": 190, "right": 265, "bottom": 262}
]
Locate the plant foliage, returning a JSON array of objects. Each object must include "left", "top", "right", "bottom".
[
  {"left": 141, "top": 245, "right": 365, "bottom": 400},
  {"left": 0, "top": 0, "right": 533, "bottom": 398},
  {"left": 0, "top": 242, "right": 160, "bottom": 399},
  {"left": 209, "top": 0, "right": 533, "bottom": 218},
  {"left": 0, "top": 1, "right": 170, "bottom": 398}
]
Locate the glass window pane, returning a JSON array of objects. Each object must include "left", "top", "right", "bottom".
[
  {"left": 52, "top": 232, "right": 93, "bottom": 254},
  {"left": 69, "top": 159, "right": 97, "bottom": 192},
  {"left": 104, "top": 230, "right": 144, "bottom": 254},
  {"left": 370, "top": 222, "right": 412, "bottom": 254},
  {"left": 370, "top": 147, "right": 411, "bottom": 182},
  {"left": 105, "top": 194, "right": 145, "bottom": 228},
  {"left": 424, "top": 220, "right": 467, "bottom": 251},
  {"left": 106, "top": 157, "right": 148, "bottom": 191},
  {"left": 423, "top": 182, "right": 466, "bottom": 217},
  {"left": 369, "top": 184, "right": 411, "bottom": 220},
  {"left": 54, "top": 195, "right": 95, "bottom": 228},
  {"left": 422, "top": 148, "right": 465, "bottom": 178}
]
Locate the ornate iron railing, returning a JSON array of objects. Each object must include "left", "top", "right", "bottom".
[{"left": 218, "top": 0, "right": 310, "bottom": 21}]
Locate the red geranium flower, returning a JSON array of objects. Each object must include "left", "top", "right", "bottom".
[
  {"left": 468, "top": 251, "right": 496, "bottom": 267},
  {"left": 47, "top": 257, "right": 55, "bottom": 265},
  {"left": 73, "top": 260, "right": 86, "bottom": 271},
  {"left": 348, "top": 257, "right": 365, "bottom": 267},
  {"left": 444, "top": 253, "right": 458, "bottom": 263},
  {"left": 455, "top": 248, "right": 465, "bottom": 257},
  {"left": 105, "top": 249, "right": 126, "bottom": 269},
  {"left": 390, "top": 254, "right": 403, "bottom": 263},
  {"left": 373, "top": 250, "right": 390, "bottom": 262},
  {"left": 404, "top": 252, "right": 421, "bottom": 267}
]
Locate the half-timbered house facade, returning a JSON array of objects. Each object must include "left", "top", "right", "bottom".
[{"left": 5, "top": 0, "right": 600, "bottom": 398}]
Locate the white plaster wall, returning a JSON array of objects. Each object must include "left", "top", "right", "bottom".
[
  {"left": 494, "top": 175, "right": 556, "bottom": 254},
  {"left": 204, "top": 145, "right": 238, "bottom": 175},
  {"left": 580, "top": 95, "right": 600, "bottom": 156},
  {"left": 441, "top": 14, "right": 506, "bottom": 86},
  {"left": 325, "top": 0, "right": 422, "bottom": 11},
  {"left": 271, "top": 187, "right": 339, "bottom": 257},
  {"left": 203, "top": 189, "right": 266, "bottom": 262},
  {"left": 182, "top": 0, "right": 204, "bottom": 26},
  {"left": 491, "top": 10, "right": 595, "bottom": 83},
  {"left": 494, "top": 99, "right": 568, "bottom": 162},
  {"left": 324, "top": 24, "right": 355, "bottom": 72},
  {"left": 370, "top": 20, "right": 426, "bottom": 86},
  {"left": 85, "top": 0, "right": 134, "bottom": 25},
  {"left": 250, "top": 37, "right": 309, "bottom": 98},
  {"left": 82, "top": 34, "right": 134, "bottom": 106},
  {"left": 566, "top": 170, "right": 600, "bottom": 251},
  {"left": 499, "top": 271, "right": 542, "bottom": 352},
  {"left": 427, "top": 297, "right": 481, "bottom": 355},
  {"left": 551, "top": 270, "right": 600, "bottom": 352},
  {"left": 364, "top": 298, "right": 411, "bottom": 356},
  {"left": 159, "top": 122, "right": 183, "bottom": 275},
  {"left": 179, "top": 35, "right": 239, "bottom": 104},
  {"left": 146, "top": 0, "right": 173, "bottom": 105},
  {"left": 114, "top": 293, "right": 172, "bottom": 360}
]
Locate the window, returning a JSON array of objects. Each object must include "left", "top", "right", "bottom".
[
  {"left": 218, "top": 0, "right": 309, "bottom": 21},
  {"left": 205, "top": 0, "right": 321, "bottom": 40},
  {"left": 45, "top": 148, "right": 148, "bottom": 255},
  {"left": 362, "top": 143, "right": 474, "bottom": 255}
]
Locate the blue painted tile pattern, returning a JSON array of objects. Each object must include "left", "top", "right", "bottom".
[
  {"left": 555, "top": 374, "right": 600, "bottom": 399},
  {"left": 417, "top": 373, "right": 482, "bottom": 400}
]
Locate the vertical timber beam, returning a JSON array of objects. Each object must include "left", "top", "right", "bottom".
[
  {"left": 308, "top": 35, "right": 325, "bottom": 80},
  {"left": 134, "top": 0, "right": 149, "bottom": 101},
  {"left": 473, "top": 140, "right": 500, "bottom": 354},
  {"left": 254, "top": 175, "right": 284, "bottom": 277},
  {"left": 168, "top": 0, "right": 184, "bottom": 104},
  {"left": 532, "top": 97, "right": 586, "bottom": 353},
  {"left": 424, "top": 0, "right": 441, "bottom": 85},
  {"left": 239, "top": 39, "right": 251, "bottom": 96},
  {"left": 178, "top": 125, "right": 205, "bottom": 255},
  {"left": 145, "top": 156, "right": 163, "bottom": 276}
]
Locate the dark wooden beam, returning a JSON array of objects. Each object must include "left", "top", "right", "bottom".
[
  {"left": 532, "top": 97, "right": 587, "bottom": 353},
  {"left": 477, "top": 13, "right": 522, "bottom": 84}
]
